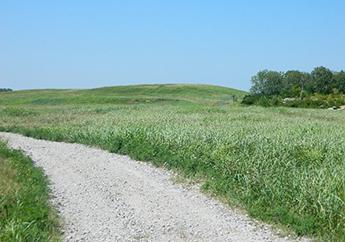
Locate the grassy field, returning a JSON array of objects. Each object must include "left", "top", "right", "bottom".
[
  {"left": 0, "top": 141, "right": 60, "bottom": 241},
  {"left": 0, "top": 84, "right": 344, "bottom": 241}
]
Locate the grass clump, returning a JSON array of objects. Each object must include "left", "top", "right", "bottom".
[{"left": 0, "top": 141, "right": 60, "bottom": 241}]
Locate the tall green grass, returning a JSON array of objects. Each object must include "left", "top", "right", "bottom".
[
  {"left": 0, "top": 84, "right": 344, "bottom": 241},
  {"left": 0, "top": 141, "right": 60, "bottom": 241}
]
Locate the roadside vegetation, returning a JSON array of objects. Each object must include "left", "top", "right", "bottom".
[
  {"left": 243, "top": 66, "right": 345, "bottom": 109},
  {"left": 0, "top": 84, "right": 344, "bottom": 241},
  {"left": 0, "top": 141, "right": 60, "bottom": 241}
]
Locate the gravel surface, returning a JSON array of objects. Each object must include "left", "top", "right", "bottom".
[{"left": 0, "top": 132, "right": 309, "bottom": 242}]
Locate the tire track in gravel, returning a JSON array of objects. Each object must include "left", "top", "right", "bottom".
[{"left": 0, "top": 132, "right": 310, "bottom": 242}]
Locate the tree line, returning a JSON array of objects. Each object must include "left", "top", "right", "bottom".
[
  {"left": 0, "top": 88, "right": 13, "bottom": 92},
  {"left": 250, "top": 66, "right": 345, "bottom": 99}
]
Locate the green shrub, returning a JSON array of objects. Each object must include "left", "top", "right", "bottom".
[{"left": 243, "top": 94, "right": 345, "bottom": 109}]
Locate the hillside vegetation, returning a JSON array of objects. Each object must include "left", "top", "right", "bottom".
[
  {"left": 0, "top": 84, "right": 246, "bottom": 106},
  {"left": 0, "top": 84, "right": 344, "bottom": 241}
]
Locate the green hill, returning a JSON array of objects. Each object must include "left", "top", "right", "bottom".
[{"left": 0, "top": 84, "right": 247, "bottom": 106}]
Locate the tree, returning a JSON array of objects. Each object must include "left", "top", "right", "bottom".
[
  {"left": 299, "top": 72, "right": 311, "bottom": 99},
  {"left": 310, "top": 66, "right": 333, "bottom": 94},
  {"left": 0, "top": 88, "right": 13, "bottom": 92},
  {"left": 284, "top": 70, "right": 301, "bottom": 93},
  {"left": 334, "top": 71, "right": 345, "bottom": 93},
  {"left": 250, "top": 70, "right": 284, "bottom": 96},
  {"left": 284, "top": 71, "right": 310, "bottom": 98}
]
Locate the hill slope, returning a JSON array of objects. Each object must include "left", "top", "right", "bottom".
[{"left": 0, "top": 84, "right": 247, "bottom": 106}]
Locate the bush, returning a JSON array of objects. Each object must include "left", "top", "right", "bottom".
[
  {"left": 243, "top": 94, "right": 345, "bottom": 109},
  {"left": 241, "top": 95, "right": 258, "bottom": 105}
]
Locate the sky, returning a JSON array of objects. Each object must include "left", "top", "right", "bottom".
[{"left": 1, "top": 1, "right": 345, "bottom": 91}]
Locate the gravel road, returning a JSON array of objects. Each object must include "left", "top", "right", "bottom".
[{"left": 0, "top": 132, "right": 308, "bottom": 242}]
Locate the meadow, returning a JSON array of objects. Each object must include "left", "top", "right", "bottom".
[{"left": 0, "top": 84, "right": 344, "bottom": 241}]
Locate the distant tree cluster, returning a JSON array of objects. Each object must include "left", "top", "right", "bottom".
[
  {"left": 0, "top": 88, "right": 13, "bottom": 92},
  {"left": 243, "top": 67, "right": 345, "bottom": 108},
  {"left": 250, "top": 66, "right": 345, "bottom": 98}
]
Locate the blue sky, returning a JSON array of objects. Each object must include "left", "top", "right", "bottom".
[{"left": 1, "top": 1, "right": 345, "bottom": 91}]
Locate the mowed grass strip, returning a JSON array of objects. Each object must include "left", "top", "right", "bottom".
[{"left": 0, "top": 141, "right": 60, "bottom": 242}]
